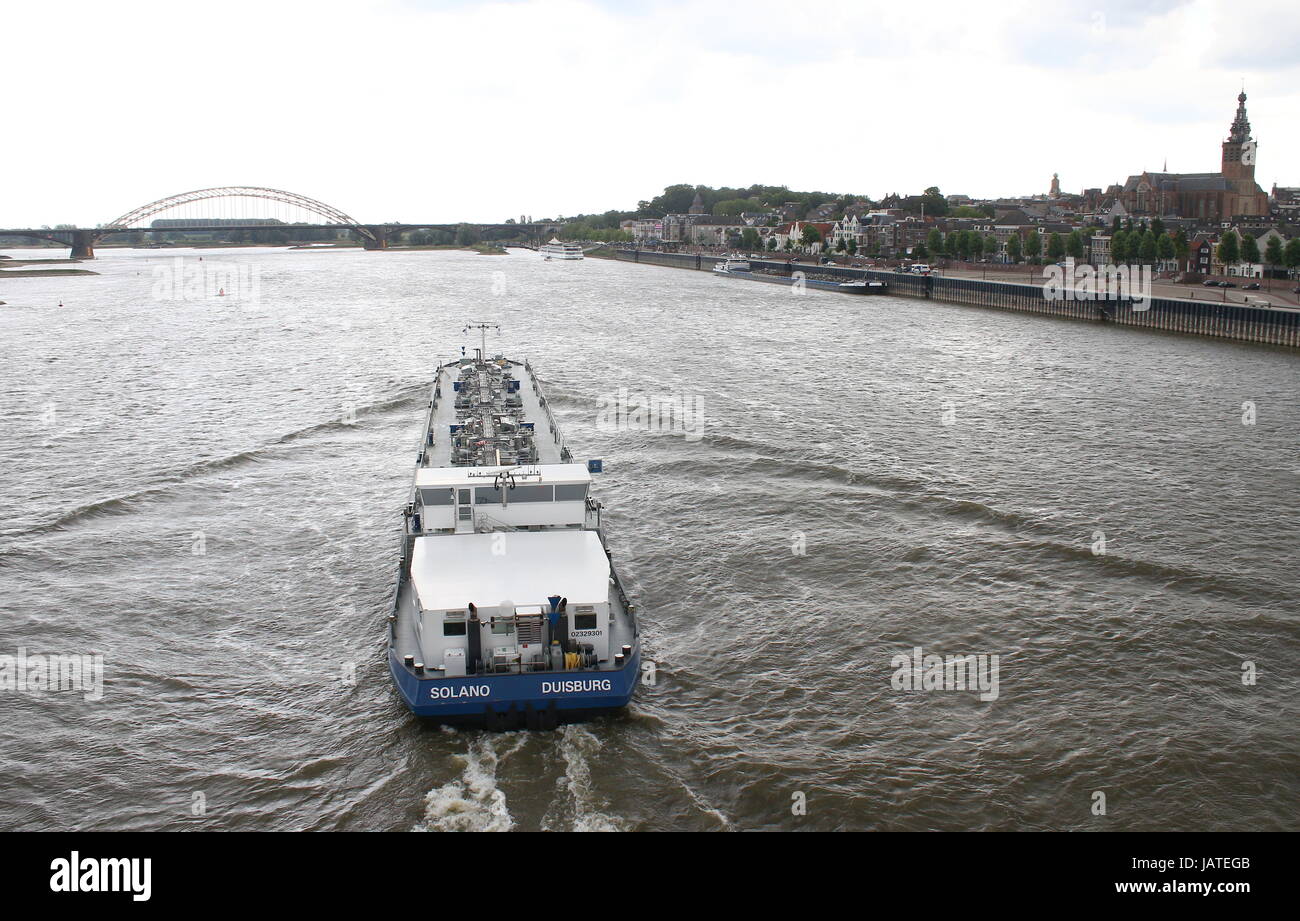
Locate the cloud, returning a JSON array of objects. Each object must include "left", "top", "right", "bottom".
[
  {"left": 1207, "top": 0, "right": 1300, "bottom": 68},
  {"left": 1, "top": 0, "right": 1294, "bottom": 227}
]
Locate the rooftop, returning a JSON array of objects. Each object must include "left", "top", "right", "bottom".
[{"left": 410, "top": 529, "right": 610, "bottom": 612}]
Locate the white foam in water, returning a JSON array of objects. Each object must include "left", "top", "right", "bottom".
[
  {"left": 420, "top": 734, "right": 526, "bottom": 832},
  {"left": 544, "top": 725, "right": 625, "bottom": 832}
]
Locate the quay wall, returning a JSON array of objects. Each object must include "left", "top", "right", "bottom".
[{"left": 594, "top": 248, "right": 1300, "bottom": 349}]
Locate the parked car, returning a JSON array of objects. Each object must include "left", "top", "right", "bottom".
[
  {"left": 1220, "top": 281, "right": 1237, "bottom": 288},
  {"left": 1202, "top": 279, "right": 1219, "bottom": 287},
  {"left": 1243, "top": 282, "right": 1261, "bottom": 290}
]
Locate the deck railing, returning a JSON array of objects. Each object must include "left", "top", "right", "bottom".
[{"left": 523, "top": 359, "right": 574, "bottom": 462}]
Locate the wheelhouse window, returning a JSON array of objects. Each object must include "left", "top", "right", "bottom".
[
  {"left": 573, "top": 613, "right": 597, "bottom": 630},
  {"left": 508, "top": 485, "right": 554, "bottom": 502},
  {"left": 554, "top": 484, "right": 589, "bottom": 501},
  {"left": 420, "top": 488, "right": 454, "bottom": 506},
  {"left": 443, "top": 621, "right": 467, "bottom": 637}
]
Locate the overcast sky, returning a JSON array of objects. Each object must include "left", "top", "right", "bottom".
[{"left": 5, "top": 0, "right": 1297, "bottom": 227}]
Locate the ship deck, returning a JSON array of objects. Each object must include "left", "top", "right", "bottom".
[{"left": 424, "top": 360, "right": 566, "bottom": 468}]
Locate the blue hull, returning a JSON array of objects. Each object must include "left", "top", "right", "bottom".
[{"left": 389, "top": 647, "right": 640, "bottom": 728}]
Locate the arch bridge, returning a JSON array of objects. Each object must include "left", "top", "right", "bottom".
[{"left": 0, "top": 187, "right": 555, "bottom": 259}]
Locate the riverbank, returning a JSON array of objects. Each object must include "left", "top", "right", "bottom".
[
  {"left": 0, "top": 255, "right": 97, "bottom": 277},
  {"left": 0, "top": 268, "right": 98, "bottom": 277},
  {"left": 2, "top": 241, "right": 514, "bottom": 256},
  {"left": 386, "top": 243, "right": 508, "bottom": 255},
  {"left": 591, "top": 247, "right": 1299, "bottom": 349}
]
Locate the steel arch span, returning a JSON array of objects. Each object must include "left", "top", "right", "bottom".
[{"left": 106, "top": 186, "right": 368, "bottom": 233}]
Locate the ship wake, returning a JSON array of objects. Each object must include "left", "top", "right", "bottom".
[
  {"left": 418, "top": 732, "right": 528, "bottom": 833},
  {"left": 542, "top": 725, "right": 627, "bottom": 832}
]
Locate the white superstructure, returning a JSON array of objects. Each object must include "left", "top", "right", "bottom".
[{"left": 540, "top": 238, "right": 584, "bottom": 260}]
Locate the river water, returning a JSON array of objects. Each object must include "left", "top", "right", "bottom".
[{"left": 1, "top": 245, "right": 1296, "bottom": 831}]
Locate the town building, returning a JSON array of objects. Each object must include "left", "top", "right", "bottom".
[
  {"left": 1254, "top": 227, "right": 1289, "bottom": 262},
  {"left": 1271, "top": 185, "right": 1300, "bottom": 219},
  {"left": 687, "top": 217, "right": 742, "bottom": 246},
  {"left": 630, "top": 219, "right": 662, "bottom": 243},
  {"left": 772, "top": 221, "right": 835, "bottom": 253},
  {"left": 661, "top": 214, "right": 691, "bottom": 244},
  {"left": 1089, "top": 234, "right": 1112, "bottom": 266},
  {"left": 1187, "top": 234, "right": 1215, "bottom": 275}
]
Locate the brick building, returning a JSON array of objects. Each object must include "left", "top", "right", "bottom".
[{"left": 1116, "top": 92, "right": 1270, "bottom": 221}]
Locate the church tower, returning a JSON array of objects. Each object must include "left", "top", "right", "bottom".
[
  {"left": 1221, "top": 91, "right": 1257, "bottom": 182},
  {"left": 688, "top": 190, "right": 705, "bottom": 215},
  {"left": 1049, "top": 173, "right": 1060, "bottom": 196}
]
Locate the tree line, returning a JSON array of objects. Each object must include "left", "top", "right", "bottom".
[{"left": 552, "top": 183, "right": 971, "bottom": 233}]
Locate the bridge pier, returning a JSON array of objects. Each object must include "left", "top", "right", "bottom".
[
  {"left": 361, "top": 226, "right": 389, "bottom": 250},
  {"left": 70, "top": 229, "right": 96, "bottom": 260}
]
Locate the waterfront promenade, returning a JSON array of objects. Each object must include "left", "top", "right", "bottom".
[
  {"left": 594, "top": 247, "right": 1300, "bottom": 348},
  {"left": 936, "top": 263, "right": 1300, "bottom": 310}
]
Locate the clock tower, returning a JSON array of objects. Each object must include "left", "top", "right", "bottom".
[{"left": 1221, "top": 91, "right": 1255, "bottom": 182}]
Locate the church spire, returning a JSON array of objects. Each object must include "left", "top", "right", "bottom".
[
  {"left": 1229, "top": 90, "right": 1251, "bottom": 143},
  {"left": 1221, "top": 88, "right": 1259, "bottom": 185}
]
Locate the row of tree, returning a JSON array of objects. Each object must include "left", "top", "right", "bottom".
[
  {"left": 1213, "top": 230, "right": 1300, "bottom": 273},
  {"left": 556, "top": 223, "right": 632, "bottom": 243},
  {"left": 1109, "top": 227, "right": 1186, "bottom": 265},
  {"left": 557, "top": 183, "right": 963, "bottom": 231},
  {"left": 887, "top": 223, "right": 1300, "bottom": 273}
]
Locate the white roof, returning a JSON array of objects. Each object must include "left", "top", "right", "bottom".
[
  {"left": 414, "top": 463, "right": 591, "bottom": 488},
  {"left": 410, "top": 530, "right": 610, "bottom": 612}
]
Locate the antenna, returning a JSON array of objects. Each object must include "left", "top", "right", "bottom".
[{"left": 462, "top": 321, "right": 500, "bottom": 362}]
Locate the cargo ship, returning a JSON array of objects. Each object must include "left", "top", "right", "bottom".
[
  {"left": 836, "top": 279, "right": 890, "bottom": 294},
  {"left": 387, "top": 327, "right": 639, "bottom": 728},
  {"left": 712, "top": 255, "right": 751, "bottom": 275}
]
